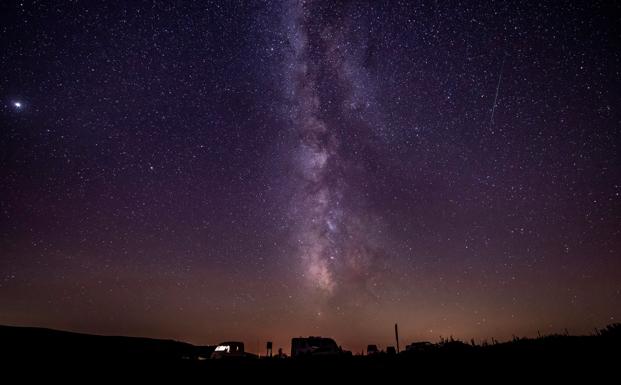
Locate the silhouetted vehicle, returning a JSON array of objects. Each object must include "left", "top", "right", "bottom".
[
  {"left": 291, "top": 337, "right": 342, "bottom": 357},
  {"left": 211, "top": 341, "right": 245, "bottom": 359},
  {"left": 386, "top": 346, "right": 397, "bottom": 355},
  {"left": 367, "top": 344, "right": 379, "bottom": 355},
  {"left": 405, "top": 341, "right": 434, "bottom": 352}
]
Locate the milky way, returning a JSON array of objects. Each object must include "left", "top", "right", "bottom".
[{"left": 284, "top": 0, "right": 389, "bottom": 300}]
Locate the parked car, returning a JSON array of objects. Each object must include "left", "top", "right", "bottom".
[
  {"left": 405, "top": 341, "right": 435, "bottom": 353},
  {"left": 291, "top": 336, "right": 343, "bottom": 357}
]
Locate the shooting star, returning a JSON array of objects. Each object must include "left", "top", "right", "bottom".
[{"left": 489, "top": 54, "right": 507, "bottom": 128}]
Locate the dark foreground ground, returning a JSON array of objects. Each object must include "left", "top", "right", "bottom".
[{"left": 1, "top": 324, "right": 619, "bottom": 381}]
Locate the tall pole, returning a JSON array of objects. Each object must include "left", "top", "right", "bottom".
[{"left": 395, "top": 323, "right": 400, "bottom": 353}]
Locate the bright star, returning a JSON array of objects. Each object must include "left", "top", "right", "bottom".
[{"left": 13, "top": 101, "right": 22, "bottom": 109}]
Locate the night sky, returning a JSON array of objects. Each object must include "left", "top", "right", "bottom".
[{"left": 1, "top": 1, "right": 620, "bottom": 354}]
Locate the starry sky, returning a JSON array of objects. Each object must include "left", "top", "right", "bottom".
[{"left": 1, "top": 1, "right": 620, "bottom": 354}]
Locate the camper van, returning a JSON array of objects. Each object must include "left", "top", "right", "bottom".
[
  {"left": 210, "top": 341, "right": 245, "bottom": 359},
  {"left": 291, "top": 336, "right": 342, "bottom": 357}
]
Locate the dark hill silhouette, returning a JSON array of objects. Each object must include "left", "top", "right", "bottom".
[
  {"left": 1, "top": 323, "right": 619, "bottom": 380},
  {"left": 0, "top": 325, "right": 210, "bottom": 362}
]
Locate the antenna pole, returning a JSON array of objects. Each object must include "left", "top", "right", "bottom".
[{"left": 395, "top": 323, "right": 400, "bottom": 353}]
